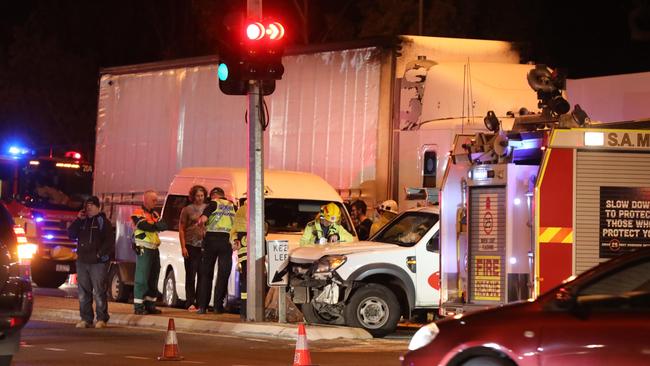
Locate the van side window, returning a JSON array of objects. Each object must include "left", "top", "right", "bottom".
[{"left": 161, "top": 195, "right": 189, "bottom": 232}]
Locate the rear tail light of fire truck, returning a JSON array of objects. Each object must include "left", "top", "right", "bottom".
[{"left": 14, "top": 225, "right": 37, "bottom": 262}]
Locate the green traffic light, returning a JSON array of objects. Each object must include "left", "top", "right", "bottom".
[{"left": 218, "top": 63, "right": 229, "bottom": 81}]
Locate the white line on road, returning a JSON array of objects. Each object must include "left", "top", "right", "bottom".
[
  {"left": 84, "top": 352, "right": 106, "bottom": 356},
  {"left": 124, "top": 356, "right": 151, "bottom": 360},
  {"left": 44, "top": 348, "right": 67, "bottom": 352},
  {"left": 180, "top": 361, "right": 205, "bottom": 364}
]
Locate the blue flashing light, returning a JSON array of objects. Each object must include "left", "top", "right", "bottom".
[
  {"left": 218, "top": 63, "right": 229, "bottom": 81},
  {"left": 35, "top": 217, "right": 44, "bottom": 223},
  {"left": 45, "top": 234, "right": 54, "bottom": 240},
  {"left": 7, "top": 145, "right": 31, "bottom": 156}
]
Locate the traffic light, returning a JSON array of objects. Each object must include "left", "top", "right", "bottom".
[
  {"left": 217, "top": 17, "right": 286, "bottom": 96},
  {"left": 240, "top": 20, "right": 285, "bottom": 81}
]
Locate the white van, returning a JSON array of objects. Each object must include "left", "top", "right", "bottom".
[{"left": 156, "top": 167, "right": 356, "bottom": 308}]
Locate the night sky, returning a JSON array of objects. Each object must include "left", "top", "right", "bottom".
[{"left": 1, "top": 0, "right": 649, "bottom": 161}]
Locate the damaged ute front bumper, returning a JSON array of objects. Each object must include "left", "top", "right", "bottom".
[{"left": 288, "top": 255, "right": 351, "bottom": 306}]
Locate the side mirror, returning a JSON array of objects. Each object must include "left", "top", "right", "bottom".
[{"left": 426, "top": 234, "right": 440, "bottom": 253}]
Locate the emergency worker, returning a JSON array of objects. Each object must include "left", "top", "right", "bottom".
[
  {"left": 369, "top": 199, "right": 399, "bottom": 237},
  {"left": 132, "top": 190, "right": 167, "bottom": 315},
  {"left": 196, "top": 187, "right": 235, "bottom": 314},
  {"left": 299, "top": 202, "right": 353, "bottom": 246},
  {"left": 230, "top": 201, "right": 248, "bottom": 319}
]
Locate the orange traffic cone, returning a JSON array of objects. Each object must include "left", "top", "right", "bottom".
[
  {"left": 157, "top": 318, "right": 184, "bottom": 361},
  {"left": 293, "top": 323, "right": 316, "bottom": 366}
]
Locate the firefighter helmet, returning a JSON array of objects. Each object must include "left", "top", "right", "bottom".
[
  {"left": 378, "top": 200, "right": 398, "bottom": 215},
  {"left": 320, "top": 203, "right": 341, "bottom": 223}
]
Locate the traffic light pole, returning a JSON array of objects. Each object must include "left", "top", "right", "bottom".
[{"left": 246, "top": 0, "right": 265, "bottom": 322}]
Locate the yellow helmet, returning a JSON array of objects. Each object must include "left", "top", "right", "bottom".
[{"left": 320, "top": 202, "right": 341, "bottom": 223}]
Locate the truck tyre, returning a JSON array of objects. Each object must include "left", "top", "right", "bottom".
[
  {"left": 301, "top": 302, "right": 345, "bottom": 325},
  {"left": 344, "top": 283, "right": 401, "bottom": 338},
  {"left": 108, "top": 266, "right": 131, "bottom": 303},
  {"left": 163, "top": 271, "right": 182, "bottom": 308},
  {"left": 32, "top": 269, "right": 68, "bottom": 288}
]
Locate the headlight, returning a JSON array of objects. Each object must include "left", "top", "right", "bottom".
[
  {"left": 408, "top": 322, "right": 440, "bottom": 351},
  {"left": 17, "top": 243, "right": 38, "bottom": 260},
  {"left": 313, "top": 255, "right": 347, "bottom": 273}
]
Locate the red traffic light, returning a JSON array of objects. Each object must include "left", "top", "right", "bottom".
[
  {"left": 245, "top": 20, "right": 285, "bottom": 41},
  {"left": 246, "top": 22, "right": 265, "bottom": 41},
  {"left": 266, "top": 22, "right": 285, "bottom": 41}
]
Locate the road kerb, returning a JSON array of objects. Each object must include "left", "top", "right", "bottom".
[{"left": 31, "top": 308, "right": 372, "bottom": 341}]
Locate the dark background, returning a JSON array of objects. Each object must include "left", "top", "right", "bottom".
[{"left": 1, "top": 0, "right": 649, "bottom": 161}]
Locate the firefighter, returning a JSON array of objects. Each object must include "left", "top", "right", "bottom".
[
  {"left": 369, "top": 199, "right": 399, "bottom": 237},
  {"left": 196, "top": 187, "right": 235, "bottom": 314},
  {"left": 132, "top": 190, "right": 167, "bottom": 315},
  {"left": 230, "top": 201, "right": 248, "bottom": 319},
  {"left": 299, "top": 202, "right": 353, "bottom": 246}
]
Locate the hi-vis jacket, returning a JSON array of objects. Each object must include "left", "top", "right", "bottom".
[
  {"left": 202, "top": 198, "right": 235, "bottom": 233},
  {"left": 132, "top": 207, "right": 162, "bottom": 249},
  {"left": 230, "top": 203, "right": 247, "bottom": 264},
  {"left": 299, "top": 220, "right": 353, "bottom": 247}
]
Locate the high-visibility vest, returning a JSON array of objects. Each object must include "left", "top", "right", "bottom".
[
  {"left": 299, "top": 220, "right": 353, "bottom": 247},
  {"left": 206, "top": 198, "right": 235, "bottom": 233},
  {"left": 230, "top": 203, "right": 248, "bottom": 264},
  {"left": 133, "top": 207, "right": 161, "bottom": 249}
]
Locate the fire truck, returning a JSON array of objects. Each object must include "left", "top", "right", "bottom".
[
  {"left": 0, "top": 148, "right": 93, "bottom": 288},
  {"left": 438, "top": 66, "right": 650, "bottom": 315}
]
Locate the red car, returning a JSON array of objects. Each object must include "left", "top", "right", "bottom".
[{"left": 402, "top": 248, "right": 650, "bottom": 366}]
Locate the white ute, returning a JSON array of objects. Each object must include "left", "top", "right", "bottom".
[{"left": 288, "top": 206, "right": 440, "bottom": 337}]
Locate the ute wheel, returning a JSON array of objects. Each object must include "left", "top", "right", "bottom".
[
  {"left": 107, "top": 266, "right": 131, "bottom": 303},
  {"left": 344, "top": 283, "right": 401, "bottom": 338},
  {"left": 462, "top": 356, "right": 514, "bottom": 366},
  {"left": 301, "top": 302, "right": 345, "bottom": 325},
  {"left": 32, "top": 269, "right": 68, "bottom": 288},
  {"left": 163, "top": 271, "right": 182, "bottom": 308}
]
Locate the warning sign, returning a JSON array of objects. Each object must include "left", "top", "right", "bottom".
[
  {"left": 474, "top": 256, "right": 501, "bottom": 301},
  {"left": 600, "top": 187, "right": 650, "bottom": 258},
  {"left": 266, "top": 240, "right": 289, "bottom": 286},
  {"left": 478, "top": 193, "right": 498, "bottom": 251}
]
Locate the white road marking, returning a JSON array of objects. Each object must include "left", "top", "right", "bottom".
[
  {"left": 180, "top": 361, "right": 205, "bottom": 364},
  {"left": 44, "top": 347, "right": 67, "bottom": 352},
  {"left": 84, "top": 352, "right": 106, "bottom": 356},
  {"left": 125, "top": 356, "right": 151, "bottom": 360}
]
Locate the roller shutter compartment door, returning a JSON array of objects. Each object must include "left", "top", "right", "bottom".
[
  {"left": 468, "top": 186, "right": 507, "bottom": 304},
  {"left": 575, "top": 151, "right": 650, "bottom": 274}
]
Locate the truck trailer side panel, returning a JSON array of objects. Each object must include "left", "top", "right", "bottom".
[{"left": 94, "top": 48, "right": 383, "bottom": 196}]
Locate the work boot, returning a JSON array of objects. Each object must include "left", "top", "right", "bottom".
[
  {"left": 146, "top": 308, "right": 162, "bottom": 314},
  {"left": 95, "top": 320, "right": 107, "bottom": 329},
  {"left": 75, "top": 320, "right": 92, "bottom": 328},
  {"left": 134, "top": 308, "right": 148, "bottom": 315},
  {"left": 196, "top": 307, "right": 207, "bottom": 314}
]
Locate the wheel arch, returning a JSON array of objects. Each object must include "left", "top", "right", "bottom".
[{"left": 447, "top": 346, "right": 518, "bottom": 366}]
